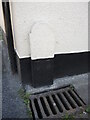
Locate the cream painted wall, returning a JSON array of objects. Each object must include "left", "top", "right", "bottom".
[
  {"left": 0, "top": 1, "right": 5, "bottom": 32},
  {"left": 30, "top": 22, "right": 55, "bottom": 60},
  {"left": 10, "top": 2, "right": 88, "bottom": 59}
]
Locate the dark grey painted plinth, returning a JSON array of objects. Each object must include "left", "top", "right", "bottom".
[{"left": 31, "top": 58, "right": 54, "bottom": 87}]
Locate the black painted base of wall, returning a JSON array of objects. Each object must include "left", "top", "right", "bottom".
[
  {"left": 16, "top": 55, "right": 32, "bottom": 85},
  {"left": 16, "top": 52, "right": 90, "bottom": 88},
  {"left": 31, "top": 59, "right": 54, "bottom": 87},
  {"left": 54, "top": 52, "right": 89, "bottom": 78}
]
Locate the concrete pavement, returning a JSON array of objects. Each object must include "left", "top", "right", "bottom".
[{"left": 0, "top": 40, "right": 2, "bottom": 120}]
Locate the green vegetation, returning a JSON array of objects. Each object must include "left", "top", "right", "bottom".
[
  {"left": 0, "top": 27, "right": 3, "bottom": 40},
  {"left": 62, "top": 114, "right": 75, "bottom": 120},
  {"left": 18, "top": 88, "right": 32, "bottom": 118},
  {"left": 70, "top": 84, "right": 75, "bottom": 90},
  {"left": 85, "top": 106, "right": 90, "bottom": 114},
  {"left": 27, "top": 109, "right": 33, "bottom": 118}
]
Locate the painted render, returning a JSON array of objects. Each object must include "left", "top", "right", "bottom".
[{"left": 7, "top": 2, "right": 89, "bottom": 59}]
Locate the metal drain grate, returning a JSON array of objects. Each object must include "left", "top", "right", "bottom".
[{"left": 29, "top": 86, "right": 86, "bottom": 119}]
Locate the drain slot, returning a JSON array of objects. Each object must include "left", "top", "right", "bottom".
[
  {"left": 34, "top": 98, "right": 43, "bottom": 119},
  {"left": 68, "top": 90, "right": 82, "bottom": 107},
  {"left": 40, "top": 97, "right": 50, "bottom": 116},
  {"left": 73, "top": 90, "right": 86, "bottom": 105},
  {"left": 30, "top": 100, "right": 36, "bottom": 119},
  {"left": 52, "top": 94, "right": 63, "bottom": 113},
  {"left": 46, "top": 96, "right": 57, "bottom": 115},
  {"left": 57, "top": 93, "right": 70, "bottom": 110},
  {"left": 63, "top": 91, "right": 76, "bottom": 109}
]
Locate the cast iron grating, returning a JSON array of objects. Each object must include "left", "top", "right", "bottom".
[{"left": 29, "top": 86, "right": 86, "bottom": 119}]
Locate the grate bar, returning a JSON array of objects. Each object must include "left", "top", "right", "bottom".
[
  {"left": 59, "top": 92, "right": 72, "bottom": 110},
  {"left": 66, "top": 91, "right": 78, "bottom": 108},
  {"left": 68, "top": 90, "right": 84, "bottom": 107},
  {"left": 53, "top": 94, "right": 65, "bottom": 113},
  {"left": 46, "top": 96, "right": 57, "bottom": 115},
  {"left": 73, "top": 89, "right": 86, "bottom": 105},
  {"left": 34, "top": 98, "right": 43, "bottom": 119},
  {"left": 49, "top": 95, "right": 60, "bottom": 114},
  {"left": 43, "top": 97, "right": 53, "bottom": 115},
  {"left": 40, "top": 97, "right": 50, "bottom": 117},
  {"left": 38, "top": 98, "right": 46, "bottom": 118},
  {"left": 63, "top": 91, "right": 77, "bottom": 109},
  {"left": 54, "top": 94, "right": 65, "bottom": 112},
  {"left": 31, "top": 100, "right": 39, "bottom": 119}
]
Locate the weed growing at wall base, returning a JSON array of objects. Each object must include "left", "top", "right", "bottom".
[{"left": 18, "top": 88, "right": 32, "bottom": 118}]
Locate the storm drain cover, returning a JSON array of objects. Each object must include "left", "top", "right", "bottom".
[{"left": 29, "top": 86, "right": 86, "bottom": 119}]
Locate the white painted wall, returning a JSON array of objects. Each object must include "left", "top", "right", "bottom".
[
  {"left": 10, "top": 2, "right": 88, "bottom": 59},
  {"left": 30, "top": 22, "right": 55, "bottom": 60},
  {"left": 0, "top": 1, "right": 5, "bottom": 32}
]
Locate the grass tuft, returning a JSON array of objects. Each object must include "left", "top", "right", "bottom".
[
  {"left": 18, "top": 88, "right": 32, "bottom": 118},
  {"left": 70, "top": 85, "right": 75, "bottom": 90},
  {"left": 0, "top": 27, "right": 3, "bottom": 40},
  {"left": 62, "top": 114, "right": 75, "bottom": 120},
  {"left": 85, "top": 106, "right": 90, "bottom": 114}
]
